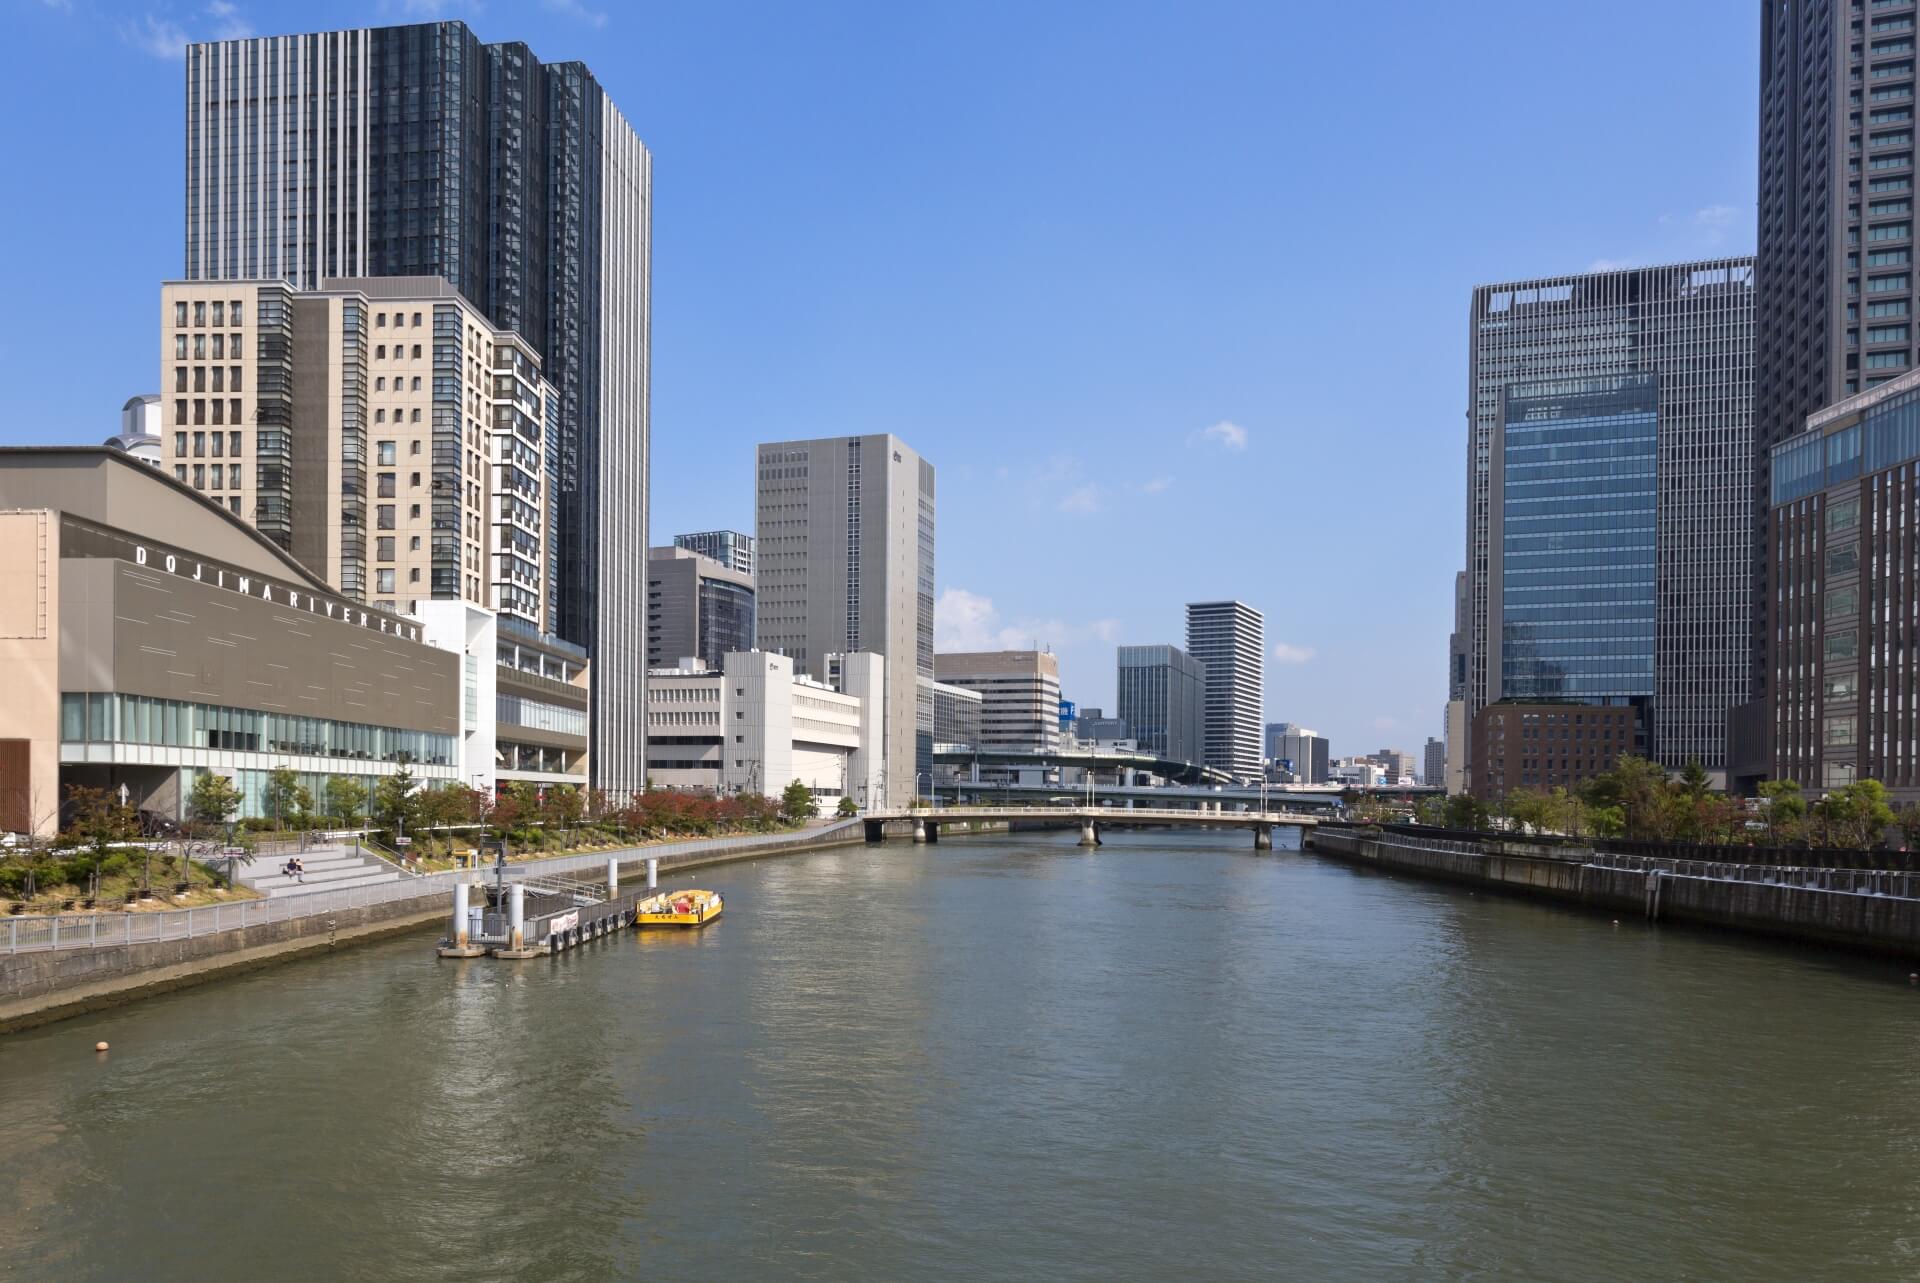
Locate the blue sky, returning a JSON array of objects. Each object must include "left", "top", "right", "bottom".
[{"left": 3, "top": 0, "right": 1758, "bottom": 758}]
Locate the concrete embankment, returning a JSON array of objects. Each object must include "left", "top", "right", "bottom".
[
  {"left": 1310, "top": 827, "right": 1920, "bottom": 961},
  {"left": 0, "top": 820, "right": 910, "bottom": 1033}
]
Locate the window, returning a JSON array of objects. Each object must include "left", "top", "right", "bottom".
[
  {"left": 230, "top": 398, "right": 240, "bottom": 424},
  {"left": 193, "top": 301, "right": 206, "bottom": 326},
  {"left": 193, "top": 400, "right": 205, "bottom": 425},
  {"left": 376, "top": 569, "right": 396, "bottom": 594},
  {"left": 409, "top": 504, "right": 421, "bottom": 519},
  {"left": 410, "top": 408, "right": 421, "bottom": 423},
  {"left": 376, "top": 313, "right": 387, "bottom": 328},
  {"left": 1867, "top": 299, "right": 1910, "bottom": 316},
  {"left": 377, "top": 473, "right": 396, "bottom": 498},
  {"left": 192, "top": 464, "right": 204, "bottom": 489},
  {"left": 174, "top": 399, "right": 186, "bottom": 425},
  {"left": 173, "top": 366, "right": 187, "bottom": 392},
  {"left": 173, "top": 431, "right": 186, "bottom": 455},
  {"left": 230, "top": 301, "right": 243, "bottom": 326},
  {"left": 376, "top": 377, "right": 386, "bottom": 391},
  {"left": 409, "top": 568, "right": 421, "bottom": 583},
  {"left": 377, "top": 440, "right": 397, "bottom": 466},
  {"left": 1825, "top": 715, "right": 1859, "bottom": 747},
  {"left": 376, "top": 345, "right": 386, "bottom": 359},
  {"left": 1871, "top": 198, "right": 1914, "bottom": 215},
  {"left": 376, "top": 505, "right": 396, "bottom": 530},
  {"left": 229, "top": 431, "right": 241, "bottom": 456},
  {"left": 1826, "top": 671, "right": 1860, "bottom": 700},
  {"left": 377, "top": 537, "right": 395, "bottom": 561},
  {"left": 375, "top": 409, "right": 386, "bottom": 423},
  {"left": 212, "top": 334, "right": 225, "bottom": 360},
  {"left": 1867, "top": 350, "right": 1910, "bottom": 367},
  {"left": 411, "top": 377, "right": 421, "bottom": 391},
  {"left": 1869, "top": 323, "right": 1912, "bottom": 342},
  {"left": 173, "top": 465, "right": 186, "bottom": 482},
  {"left": 229, "top": 497, "right": 241, "bottom": 514},
  {"left": 412, "top": 344, "right": 421, "bottom": 359},
  {"left": 410, "top": 440, "right": 421, "bottom": 456},
  {"left": 174, "top": 334, "right": 187, "bottom": 359},
  {"left": 211, "top": 464, "right": 223, "bottom": 488},
  {"left": 412, "top": 312, "right": 422, "bottom": 327},
  {"left": 210, "top": 431, "right": 223, "bottom": 457},
  {"left": 193, "top": 334, "right": 206, "bottom": 359},
  {"left": 211, "top": 399, "right": 224, "bottom": 425},
  {"left": 1829, "top": 541, "right": 1861, "bottom": 575},
  {"left": 1827, "top": 585, "right": 1860, "bottom": 618},
  {"left": 212, "top": 367, "right": 224, "bottom": 393},
  {"left": 174, "top": 302, "right": 187, "bottom": 327},
  {"left": 192, "top": 431, "right": 205, "bottom": 457},
  {"left": 409, "top": 536, "right": 421, "bottom": 551},
  {"left": 230, "top": 366, "right": 241, "bottom": 392},
  {"left": 409, "top": 471, "right": 421, "bottom": 488},
  {"left": 231, "top": 333, "right": 243, "bottom": 358},
  {"left": 193, "top": 367, "right": 206, "bottom": 393}
]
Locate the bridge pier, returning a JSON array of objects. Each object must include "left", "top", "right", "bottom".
[
  {"left": 1253, "top": 823, "right": 1272, "bottom": 852},
  {"left": 912, "top": 818, "right": 928, "bottom": 843},
  {"left": 1079, "top": 819, "right": 1098, "bottom": 847}
]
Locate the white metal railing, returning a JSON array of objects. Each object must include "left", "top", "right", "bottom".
[
  {"left": 1, "top": 820, "right": 861, "bottom": 955},
  {"left": 1586, "top": 850, "right": 1920, "bottom": 900}
]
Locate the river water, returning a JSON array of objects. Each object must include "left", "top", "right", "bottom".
[{"left": 4, "top": 831, "right": 1920, "bottom": 1281}]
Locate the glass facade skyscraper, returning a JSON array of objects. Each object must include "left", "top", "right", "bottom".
[
  {"left": 1116, "top": 644, "right": 1207, "bottom": 766},
  {"left": 181, "top": 21, "right": 653, "bottom": 796},
  {"left": 1499, "top": 375, "right": 1657, "bottom": 711},
  {"left": 1464, "top": 260, "right": 1754, "bottom": 773}
]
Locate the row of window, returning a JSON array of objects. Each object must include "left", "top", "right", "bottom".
[
  {"left": 173, "top": 397, "right": 243, "bottom": 426},
  {"left": 173, "top": 463, "right": 241, "bottom": 491},
  {"left": 174, "top": 365, "right": 243, "bottom": 393},
  {"left": 173, "top": 333, "right": 244, "bottom": 359},
  {"left": 60, "top": 691, "right": 454, "bottom": 765},
  {"left": 173, "top": 430, "right": 242, "bottom": 458},
  {"left": 173, "top": 300, "right": 246, "bottom": 328}
]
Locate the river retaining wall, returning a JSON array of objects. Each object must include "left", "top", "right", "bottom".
[{"left": 1310, "top": 827, "right": 1920, "bottom": 960}]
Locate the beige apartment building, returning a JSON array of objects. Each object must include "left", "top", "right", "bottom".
[
  {"left": 158, "top": 277, "right": 553, "bottom": 634},
  {"left": 933, "top": 651, "right": 1061, "bottom": 753}
]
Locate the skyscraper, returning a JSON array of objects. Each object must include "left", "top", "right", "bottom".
[
  {"left": 181, "top": 21, "right": 653, "bottom": 796},
  {"left": 673, "top": 530, "right": 754, "bottom": 576},
  {"left": 755, "top": 435, "right": 934, "bottom": 806},
  {"left": 646, "top": 546, "right": 755, "bottom": 672},
  {"left": 1116, "top": 645, "right": 1206, "bottom": 764},
  {"left": 1464, "top": 260, "right": 1755, "bottom": 773},
  {"left": 933, "top": 652, "right": 1060, "bottom": 752},
  {"left": 1752, "top": 4, "right": 1920, "bottom": 782},
  {"left": 1185, "top": 602, "right": 1264, "bottom": 781}
]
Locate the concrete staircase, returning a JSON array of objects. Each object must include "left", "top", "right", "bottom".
[{"left": 234, "top": 844, "right": 412, "bottom": 899}]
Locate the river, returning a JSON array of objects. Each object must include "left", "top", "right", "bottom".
[{"left": 3, "top": 830, "right": 1919, "bottom": 1281}]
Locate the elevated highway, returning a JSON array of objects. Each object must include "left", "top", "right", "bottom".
[{"left": 862, "top": 805, "right": 1319, "bottom": 850}]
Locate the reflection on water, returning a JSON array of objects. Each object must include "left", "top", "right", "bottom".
[{"left": 3, "top": 831, "right": 1919, "bottom": 1281}]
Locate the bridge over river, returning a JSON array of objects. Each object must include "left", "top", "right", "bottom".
[{"left": 862, "top": 805, "right": 1319, "bottom": 850}]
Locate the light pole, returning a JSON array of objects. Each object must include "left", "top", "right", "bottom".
[{"left": 915, "top": 771, "right": 930, "bottom": 809}]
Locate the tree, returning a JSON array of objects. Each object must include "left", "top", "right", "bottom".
[
  {"left": 545, "top": 785, "right": 585, "bottom": 840},
  {"left": 1898, "top": 802, "right": 1920, "bottom": 853},
  {"left": 325, "top": 775, "right": 368, "bottom": 827},
  {"left": 1579, "top": 755, "right": 1671, "bottom": 841},
  {"left": 63, "top": 785, "right": 138, "bottom": 893},
  {"left": 263, "top": 766, "right": 313, "bottom": 830},
  {"left": 1813, "top": 778, "right": 1895, "bottom": 850},
  {"left": 1442, "top": 793, "right": 1490, "bottom": 832},
  {"left": 780, "top": 779, "right": 819, "bottom": 822},
  {"left": 372, "top": 763, "right": 418, "bottom": 837},
  {"left": 1503, "top": 788, "right": 1553, "bottom": 835},
  {"left": 1758, "top": 779, "right": 1806, "bottom": 846},
  {"left": 188, "top": 771, "right": 242, "bottom": 830},
  {"left": 836, "top": 795, "right": 859, "bottom": 818}
]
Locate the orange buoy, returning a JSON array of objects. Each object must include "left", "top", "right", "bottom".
[{"left": 94, "top": 1041, "right": 109, "bottom": 1052}]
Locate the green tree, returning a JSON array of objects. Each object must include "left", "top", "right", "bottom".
[
  {"left": 836, "top": 795, "right": 859, "bottom": 818},
  {"left": 1442, "top": 793, "right": 1491, "bottom": 832},
  {"left": 545, "top": 784, "right": 585, "bottom": 838},
  {"left": 1677, "top": 759, "right": 1712, "bottom": 800},
  {"left": 780, "top": 779, "right": 819, "bottom": 822},
  {"left": 64, "top": 784, "right": 137, "bottom": 865},
  {"left": 262, "top": 766, "right": 313, "bottom": 830},
  {"left": 1580, "top": 755, "right": 1671, "bottom": 840},
  {"left": 1758, "top": 779, "right": 1806, "bottom": 846},
  {"left": 188, "top": 770, "right": 242, "bottom": 829},
  {"left": 1813, "top": 778, "right": 1895, "bottom": 850},
  {"left": 372, "top": 762, "right": 418, "bottom": 838},
  {"left": 324, "top": 775, "right": 368, "bottom": 827},
  {"left": 1503, "top": 788, "right": 1553, "bottom": 835},
  {"left": 1897, "top": 802, "right": 1920, "bottom": 853}
]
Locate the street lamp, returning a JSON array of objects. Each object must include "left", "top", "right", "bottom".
[{"left": 915, "top": 771, "right": 930, "bottom": 810}]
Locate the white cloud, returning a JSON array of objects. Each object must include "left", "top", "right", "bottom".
[
  {"left": 122, "top": 3, "right": 248, "bottom": 57},
  {"left": 1057, "top": 483, "right": 1101, "bottom": 515},
  {"left": 1139, "top": 476, "right": 1174, "bottom": 495},
  {"left": 1694, "top": 204, "right": 1737, "bottom": 229},
  {"left": 1271, "top": 642, "right": 1315, "bottom": 665},
  {"left": 1372, "top": 716, "right": 1400, "bottom": 732},
  {"left": 544, "top": 0, "right": 610, "bottom": 25},
  {"left": 1196, "top": 420, "right": 1248, "bottom": 450},
  {"left": 935, "top": 588, "right": 1117, "bottom": 653}
]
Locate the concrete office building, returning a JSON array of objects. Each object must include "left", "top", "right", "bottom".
[
  {"left": 1465, "top": 261, "right": 1755, "bottom": 776},
  {"left": 1472, "top": 702, "right": 1639, "bottom": 801},
  {"left": 159, "top": 278, "right": 555, "bottom": 631},
  {"left": 647, "top": 546, "right": 755, "bottom": 673},
  {"left": 1424, "top": 737, "right": 1445, "bottom": 790},
  {"left": 673, "top": 530, "right": 754, "bottom": 576},
  {"left": 933, "top": 651, "right": 1060, "bottom": 753},
  {"left": 1117, "top": 644, "right": 1207, "bottom": 766},
  {"left": 922, "top": 676, "right": 985, "bottom": 757},
  {"left": 1186, "top": 602, "right": 1265, "bottom": 781},
  {"left": 0, "top": 449, "right": 458, "bottom": 837},
  {"left": 644, "top": 651, "right": 880, "bottom": 807},
  {"left": 181, "top": 21, "right": 653, "bottom": 796},
  {"left": 1269, "top": 725, "right": 1329, "bottom": 785},
  {"left": 1445, "top": 570, "right": 1469, "bottom": 793},
  {"left": 1746, "top": 6, "right": 1920, "bottom": 785},
  {"left": 1766, "top": 366, "right": 1920, "bottom": 799},
  {"left": 1368, "top": 748, "right": 1419, "bottom": 786},
  {"left": 755, "top": 434, "right": 934, "bottom": 806},
  {"left": 1072, "top": 708, "right": 1131, "bottom": 745}
]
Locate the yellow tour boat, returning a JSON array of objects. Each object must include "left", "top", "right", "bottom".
[{"left": 635, "top": 888, "right": 723, "bottom": 928}]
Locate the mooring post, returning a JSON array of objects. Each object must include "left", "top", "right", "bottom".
[
  {"left": 647, "top": 857, "right": 659, "bottom": 890},
  {"left": 607, "top": 857, "right": 618, "bottom": 898},
  {"left": 453, "top": 880, "right": 470, "bottom": 948},
  {"left": 509, "top": 883, "right": 526, "bottom": 950}
]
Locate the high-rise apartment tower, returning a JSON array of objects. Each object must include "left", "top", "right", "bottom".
[
  {"left": 1185, "top": 602, "right": 1265, "bottom": 781},
  {"left": 181, "top": 21, "right": 652, "bottom": 795}
]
